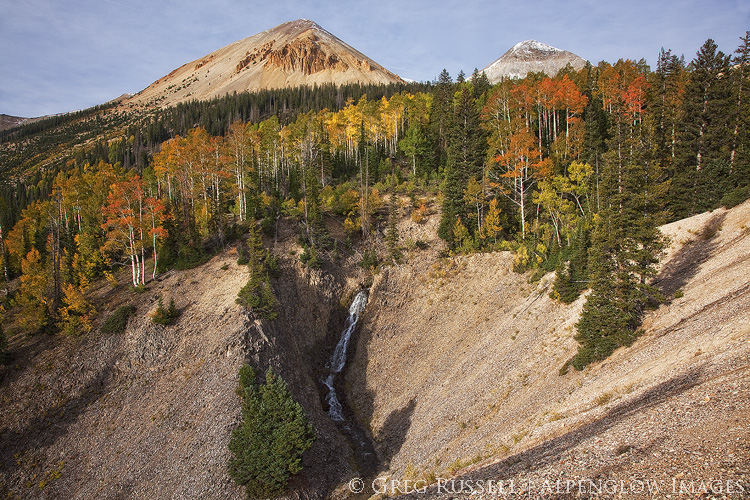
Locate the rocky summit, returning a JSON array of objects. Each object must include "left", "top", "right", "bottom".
[
  {"left": 124, "top": 19, "right": 403, "bottom": 110},
  {"left": 481, "top": 40, "right": 587, "bottom": 82}
]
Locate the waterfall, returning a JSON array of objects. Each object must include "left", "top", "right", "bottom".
[{"left": 324, "top": 290, "right": 368, "bottom": 421}]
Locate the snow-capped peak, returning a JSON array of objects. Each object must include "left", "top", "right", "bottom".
[
  {"left": 480, "top": 39, "right": 587, "bottom": 83},
  {"left": 510, "top": 40, "right": 562, "bottom": 55}
]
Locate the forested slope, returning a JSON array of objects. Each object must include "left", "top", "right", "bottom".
[{"left": 0, "top": 30, "right": 749, "bottom": 500}]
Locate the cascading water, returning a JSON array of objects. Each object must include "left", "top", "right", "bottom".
[{"left": 324, "top": 290, "right": 368, "bottom": 421}]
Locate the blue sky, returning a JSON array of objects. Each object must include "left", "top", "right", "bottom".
[{"left": 1, "top": 0, "right": 748, "bottom": 117}]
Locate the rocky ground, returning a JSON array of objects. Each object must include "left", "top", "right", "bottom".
[
  {"left": 1, "top": 198, "right": 749, "bottom": 499},
  {"left": 0, "top": 220, "right": 369, "bottom": 500},
  {"left": 346, "top": 200, "right": 750, "bottom": 499}
]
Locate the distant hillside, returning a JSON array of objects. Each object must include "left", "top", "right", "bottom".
[
  {"left": 0, "top": 114, "right": 29, "bottom": 131},
  {"left": 124, "top": 19, "right": 404, "bottom": 110},
  {"left": 482, "top": 40, "right": 587, "bottom": 82}
]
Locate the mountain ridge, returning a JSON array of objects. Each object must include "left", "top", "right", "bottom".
[{"left": 123, "top": 19, "right": 404, "bottom": 110}]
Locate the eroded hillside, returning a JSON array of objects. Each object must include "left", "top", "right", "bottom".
[
  {"left": 346, "top": 200, "right": 750, "bottom": 497},
  {"left": 0, "top": 220, "right": 370, "bottom": 499},
  {"left": 1, "top": 199, "right": 748, "bottom": 499}
]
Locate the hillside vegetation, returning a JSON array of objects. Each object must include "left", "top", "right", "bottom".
[
  {"left": 0, "top": 196, "right": 747, "bottom": 499},
  {"left": 1, "top": 28, "right": 749, "bottom": 500}
]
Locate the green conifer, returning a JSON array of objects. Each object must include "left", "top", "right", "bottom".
[{"left": 228, "top": 366, "right": 316, "bottom": 499}]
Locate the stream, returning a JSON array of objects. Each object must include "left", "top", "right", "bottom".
[{"left": 323, "top": 290, "right": 378, "bottom": 472}]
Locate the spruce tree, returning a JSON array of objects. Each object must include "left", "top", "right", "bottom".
[
  {"left": 670, "top": 39, "right": 731, "bottom": 217},
  {"left": 438, "top": 85, "right": 486, "bottom": 246},
  {"left": 552, "top": 223, "right": 590, "bottom": 303},
  {"left": 725, "top": 32, "right": 750, "bottom": 205},
  {"left": 236, "top": 222, "right": 278, "bottom": 320},
  {"left": 428, "top": 70, "right": 454, "bottom": 169},
  {"left": 470, "top": 68, "right": 492, "bottom": 104},
  {"left": 228, "top": 366, "right": 316, "bottom": 499},
  {"left": 573, "top": 155, "right": 668, "bottom": 369}
]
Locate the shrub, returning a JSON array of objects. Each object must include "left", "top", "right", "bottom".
[
  {"left": 100, "top": 305, "right": 136, "bottom": 335},
  {"left": 151, "top": 298, "right": 179, "bottom": 326},
  {"left": 237, "top": 275, "right": 278, "bottom": 320},
  {"left": 59, "top": 284, "right": 95, "bottom": 336},
  {"left": 299, "top": 245, "right": 321, "bottom": 269},
  {"left": 228, "top": 366, "right": 316, "bottom": 499},
  {"left": 720, "top": 185, "right": 750, "bottom": 208},
  {"left": 359, "top": 248, "right": 378, "bottom": 271}
]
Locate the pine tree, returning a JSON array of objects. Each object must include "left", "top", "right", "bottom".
[
  {"left": 439, "top": 85, "right": 486, "bottom": 246},
  {"left": 551, "top": 223, "right": 590, "bottom": 303},
  {"left": 228, "top": 366, "right": 316, "bottom": 499},
  {"left": 236, "top": 222, "right": 278, "bottom": 320},
  {"left": 573, "top": 151, "right": 668, "bottom": 369},
  {"left": 670, "top": 39, "right": 731, "bottom": 217},
  {"left": 725, "top": 32, "right": 750, "bottom": 205},
  {"left": 470, "top": 68, "right": 492, "bottom": 103},
  {"left": 429, "top": 70, "right": 454, "bottom": 169}
]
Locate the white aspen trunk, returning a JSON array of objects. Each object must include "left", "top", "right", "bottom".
[
  {"left": 520, "top": 182, "right": 526, "bottom": 240},
  {"left": 130, "top": 250, "right": 137, "bottom": 287},
  {"left": 152, "top": 231, "right": 158, "bottom": 280}
]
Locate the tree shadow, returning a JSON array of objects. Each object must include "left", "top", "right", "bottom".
[
  {"left": 400, "top": 365, "right": 705, "bottom": 498},
  {"left": 375, "top": 398, "right": 417, "bottom": 471},
  {"left": 655, "top": 211, "right": 726, "bottom": 299}
]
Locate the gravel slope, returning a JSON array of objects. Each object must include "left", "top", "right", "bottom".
[{"left": 346, "top": 200, "right": 750, "bottom": 498}]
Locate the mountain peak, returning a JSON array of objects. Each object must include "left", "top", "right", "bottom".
[
  {"left": 481, "top": 40, "right": 586, "bottom": 83},
  {"left": 267, "top": 19, "right": 327, "bottom": 37},
  {"left": 124, "top": 20, "right": 402, "bottom": 109},
  {"left": 508, "top": 40, "right": 563, "bottom": 56}
]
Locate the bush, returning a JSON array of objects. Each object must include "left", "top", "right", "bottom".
[
  {"left": 100, "top": 305, "right": 136, "bottom": 335},
  {"left": 237, "top": 275, "right": 278, "bottom": 320},
  {"left": 228, "top": 366, "right": 316, "bottom": 499},
  {"left": 299, "top": 245, "right": 322, "bottom": 269},
  {"left": 151, "top": 298, "right": 179, "bottom": 326},
  {"left": 359, "top": 248, "right": 378, "bottom": 271}
]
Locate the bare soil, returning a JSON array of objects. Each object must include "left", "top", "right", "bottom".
[
  {"left": 346, "top": 200, "right": 750, "bottom": 498},
  {"left": 0, "top": 221, "right": 370, "bottom": 499},
  {"left": 1, "top": 199, "right": 749, "bottom": 499}
]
